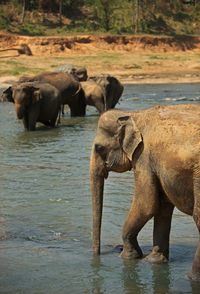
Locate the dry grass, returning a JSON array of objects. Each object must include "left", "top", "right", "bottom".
[{"left": 1, "top": 52, "right": 200, "bottom": 84}]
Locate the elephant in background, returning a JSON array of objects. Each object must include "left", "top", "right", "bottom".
[
  {"left": 90, "top": 104, "right": 200, "bottom": 280},
  {"left": 52, "top": 64, "right": 88, "bottom": 82},
  {"left": 1, "top": 86, "right": 14, "bottom": 103},
  {"left": 12, "top": 82, "right": 61, "bottom": 131},
  {"left": 80, "top": 80, "right": 107, "bottom": 114},
  {"left": 19, "top": 72, "right": 86, "bottom": 117},
  {"left": 90, "top": 74, "right": 124, "bottom": 110}
]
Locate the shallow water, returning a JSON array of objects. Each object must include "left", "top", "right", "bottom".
[{"left": 0, "top": 83, "right": 200, "bottom": 293}]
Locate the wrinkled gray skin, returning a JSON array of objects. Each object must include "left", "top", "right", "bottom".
[
  {"left": 19, "top": 72, "right": 86, "bottom": 117},
  {"left": 80, "top": 80, "right": 107, "bottom": 113},
  {"left": 12, "top": 82, "right": 61, "bottom": 131},
  {"left": 90, "top": 74, "right": 124, "bottom": 109},
  {"left": 90, "top": 104, "right": 200, "bottom": 281},
  {"left": 52, "top": 64, "right": 88, "bottom": 81}
]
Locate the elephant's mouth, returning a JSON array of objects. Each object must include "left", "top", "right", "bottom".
[{"left": 105, "top": 153, "right": 132, "bottom": 173}]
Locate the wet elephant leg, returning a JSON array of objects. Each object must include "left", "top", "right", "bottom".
[
  {"left": 22, "top": 113, "right": 29, "bottom": 130},
  {"left": 146, "top": 200, "right": 174, "bottom": 263},
  {"left": 69, "top": 103, "right": 86, "bottom": 117},
  {"left": 189, "top": 176, "right": 200, "bottom": 280},
  {"left": 27, "top": 105, "right": 39, "bottom": 131},
  {"left": 121, "top": 175, "right": 159, "bottom": 259}
]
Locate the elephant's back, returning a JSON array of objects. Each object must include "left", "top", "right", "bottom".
[{"left": 139, "top": 104, "right": 200, "bottom": 129}]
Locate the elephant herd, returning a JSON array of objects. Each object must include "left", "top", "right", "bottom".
[
  {"left": 1, "top": 67, "right": 124, "bottom": 131},
  {"left": 1, "top": 65, "right": 200, "bottom": 282}
]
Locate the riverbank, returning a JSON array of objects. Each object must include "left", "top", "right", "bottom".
[{"left": 1, "top": 33, "right": 200, "bottom": 87}]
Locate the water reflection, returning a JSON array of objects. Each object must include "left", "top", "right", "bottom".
[{"left": 91, "top": 256, "right": 105, "bottom": 294}]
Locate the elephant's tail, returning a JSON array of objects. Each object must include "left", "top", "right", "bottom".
[
  {"left": 73, "top": 84, "right": 81, "bottom": 96},
  {"left": 103, "top": 91, "right": 107, "bottom": 112},
  {"left": 57, "top": 106, "right": 62, "bottom": 125}
]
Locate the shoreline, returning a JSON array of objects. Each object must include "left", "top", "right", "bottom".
[{"left": 1, "top": 73, "right": 200, "bottom": 89}]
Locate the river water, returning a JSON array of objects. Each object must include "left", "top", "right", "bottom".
[{"left": 0, "top": 83, "right": 200, "bottom": 294}]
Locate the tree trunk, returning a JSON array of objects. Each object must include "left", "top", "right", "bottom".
[
  {"left": 22, "top": 0, "right": 26, "bottom": 25},
  {"left": 59, "top": 0, "right": 63, "bottom": 26},
  {"left": 135, "top": 0, "right": 139, "bottom": 34}
]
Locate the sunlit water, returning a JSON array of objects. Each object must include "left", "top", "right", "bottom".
[{"left": 1, "top": 83, "right": 200, "bottom": 293}]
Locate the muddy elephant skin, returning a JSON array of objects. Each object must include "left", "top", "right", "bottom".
[
  {"left": 90, "top": 104, "right": 200, "bottom": 280},
  {"left": 12, "top": 82, "right": 61, "bottom": 131}
]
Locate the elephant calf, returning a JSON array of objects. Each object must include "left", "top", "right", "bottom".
[
  {"left": 90, "top": 104, "right": 200, "bottom": 280},
  {"left": 12, "top": 82, "right": 61, "bottom": 131}
]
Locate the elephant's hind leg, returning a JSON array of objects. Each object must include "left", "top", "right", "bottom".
[
  {"left": 189, "top": 177, "right": 200, "bottom": 280},
  {"left": 145, "top": 199, "right": 174, "bottom": 263}
]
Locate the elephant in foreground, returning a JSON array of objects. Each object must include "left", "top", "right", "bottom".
[
  {"left": 19, "top": 72, "right": 86, "bottom": 116},
  {"left": 80, "top": 80, "right": 106, "bottom": 113},
  {"left": 12, "top": 82, "right": 61, "bottom": 131},
  {"left": 90, "top": 104, "right": 200, "bottom": 280},
  {"left": 90, "top": 74, "right": 124, "bottom": 110}
]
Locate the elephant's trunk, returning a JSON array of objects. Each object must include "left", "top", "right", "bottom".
[
  {"left": 15, "top": 103, "right": 24, "bottom": 119},
  {"left": 90, "top": 147, "right": 107, "bottom": 255}
]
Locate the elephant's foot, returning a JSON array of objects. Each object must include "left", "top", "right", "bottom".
[
  {"left": 145, "top": 246, "right": 168, "bottom": 264},
  {"left": 120, "top": 247, "right": 143, "bottom": 259}
]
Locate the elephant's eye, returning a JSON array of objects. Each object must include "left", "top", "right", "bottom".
[{"left": 95, "top": 144, "right": 106, "bottom": 154}]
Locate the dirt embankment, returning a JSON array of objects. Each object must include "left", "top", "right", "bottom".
[{"left": 1, "top": 32, "right": 200, "bottom": 56}]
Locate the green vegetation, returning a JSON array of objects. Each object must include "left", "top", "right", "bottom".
[{"left": 0, "top": 0, "right": 200, "bottom": 36}]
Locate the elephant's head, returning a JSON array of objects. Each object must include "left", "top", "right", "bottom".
[
  {"left": 90, "top": 74, "right": 124, "bottom": 110},
  {"left": 1, "top": 86, "right": 14, "bottom": 103},
  {"left": 90, "top": 110, "right": 143, "bottom": 254},
  {"left": 12, "top": 83, "right": 40, "bottom": 119}
]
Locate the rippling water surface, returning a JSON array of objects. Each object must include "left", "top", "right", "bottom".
[{"left": 1, "top": 83, "right": 200, "bottom": 293}]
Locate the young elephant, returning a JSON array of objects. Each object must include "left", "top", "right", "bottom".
[
  {"left": 90, "top": 104, "right": 200, "bottom": 280},
  {"left": 12, "top": 82, "right": 61, "bottom": 131}
]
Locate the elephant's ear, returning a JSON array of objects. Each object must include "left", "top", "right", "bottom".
[
  {"left": 24, "top": 85, "right": 40, "bottom": 104},
  {"left": 117, "top": 116, "right": 143, "bottom": 161}
]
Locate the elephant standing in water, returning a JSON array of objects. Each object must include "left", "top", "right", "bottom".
[
  {"left": 1, "top": 86, "right": 14, "bottom": 102},
  {"left": 90, "top": 104, "right": 200, "bottom": 280},
  {"left": 19, "top": 72, "right": 86, "bottom": 116},
  {"left": 90, "top": 74, "right": 124, "bottom": 110},
  {"left": 80, "top": 80, "right": 106, "bottom": 113},
  {"left": 12, "top": 82, "right": 61, "bottom": 131}
]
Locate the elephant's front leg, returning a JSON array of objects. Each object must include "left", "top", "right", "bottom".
[
  {"left": 22, "top": 114, "right": 29, "bottom": 130},
  {"left": 121, "top": 174, "right": 159, "bottom": 259},
  {"left": 145, "top": 200, "right": 174, "bottom": 263}
]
